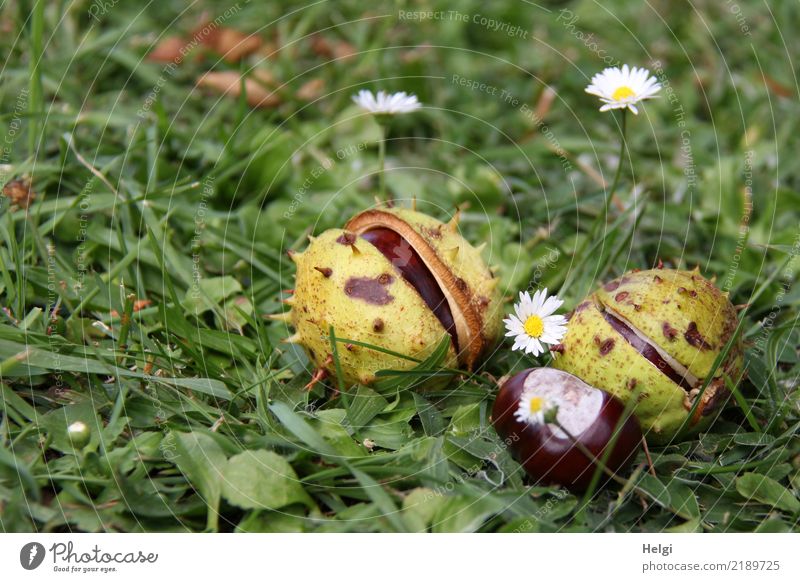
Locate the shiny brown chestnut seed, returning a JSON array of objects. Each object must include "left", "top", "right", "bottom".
[
  {"left": 492, "top": 368, "right": 642, "bottom": 490},
  {"left": 602, "top": 310, "right": 695, "bottom": 391},
  {"left": 360, "top": 227, "right": 458, "bottom": 349}
]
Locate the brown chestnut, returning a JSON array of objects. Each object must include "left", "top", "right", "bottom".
[
  {"left": 360, "top": 227, "right": 458, "bottom": 348},
  {"left": 492, "top": 368, "right": 642, "bottom": 490}
]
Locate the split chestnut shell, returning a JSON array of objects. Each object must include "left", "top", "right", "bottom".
[
  {"left": 281, "top": 206, "right": 504, "bottom": 387},
  {"left": 553, "top": 268, "right": 743, "bottom": 442}
]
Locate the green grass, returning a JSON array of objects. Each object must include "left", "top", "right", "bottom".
[{"left": 0, "top": 0, "right": 798, "bottom": 532}]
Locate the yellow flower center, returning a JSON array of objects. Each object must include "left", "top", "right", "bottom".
[
  {"left": 523, "top": 315, "right": 544, "bottom": 338},
  {"left": 528, "top": 396, "right": 544, "bottom": 414},
  {"left": 612, "top": 86, "right": 636, "bottom": 101}
]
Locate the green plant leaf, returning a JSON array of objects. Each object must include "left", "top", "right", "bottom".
[
  {"left": 222, "top": 450, "right": 313, "bottom": 511},
  {"left": 170, "top": 431, "right": 228, "bottom": 531},
  {"left": 182, "top": 276, "right": 242, "bottom": 315},
  {"left": 735, "top": 472, "right": 800, "bottom": 514},
  {"left": 345, "top": 384, "right": 388, "bottom": 430}
]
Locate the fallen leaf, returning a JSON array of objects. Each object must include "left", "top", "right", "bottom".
[
  {"left": 402, "top": 44, "right": 431, "bottom": 64},
  {"left": 332, "top": 40, "right": 357, "bottom": 61},
  {"left": 196, "top": 71, "right": 280, "bottom": 108},
  {"left": 310, "top": 34, "right": 333, "bottom": 57},
  {"left": 147, "top": 36, "right": 187, "bottom": 63},
  {"left": 762, "top": 73, "right": 793, "bottom": 98},
  {"left": 258, "top": 40, "right": 281, "bottom": 59},
  {"left": 311, "top": 34, "right": 356, "bottom": 61},
  {"left": 3, "top": 178, "right": 36, "bottom": 208},
  {"left": 205, "top": 27, "right": 262, "bottom": 62},
  {"left": 296, "top": 78, "right": 325, "bottom": 101},
  {"left": 251, "top": 67, "right": 277, "bottom": 87},
  {"left": 534, "top": 86, "right": 557, "bottom": 120}
]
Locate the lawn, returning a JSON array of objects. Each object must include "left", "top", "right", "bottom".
[{"left": 0, "top": 0, "right": 798, "bottom": 532}]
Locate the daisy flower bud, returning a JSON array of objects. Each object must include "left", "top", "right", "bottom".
[{"left": 67, "top": 421, "right": 91, "bottom": 449}]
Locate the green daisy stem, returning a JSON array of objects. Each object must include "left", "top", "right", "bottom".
[
  {"left": 604, "top": 109, "right": 628, "bottom": 220},
  {"left": 561, "top": 109, "right": 628, "bottom": 294},
  {"left": 586, "top": 108, "right": 628, "bottom": 244},
  {"left": 378, "top": 121, "right": 387, "bottom": 199}
]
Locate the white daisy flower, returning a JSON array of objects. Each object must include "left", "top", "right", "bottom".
[
  {"left": 514, "top": 388, "right": 553, "bottom": 426},
  {"left": 585, "top": 64, "right": 661, "bottom": 114},
  {"left": 352, "top": 89, "right": 422, "bottom": 115},
  {"left": 503, "top": 288, "right": 568, "bottom": 356}
]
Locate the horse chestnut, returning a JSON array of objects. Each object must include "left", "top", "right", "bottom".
[
  {"left": 274, "top": 205, "right": 504, "bottom": 387},
  {"left": 492, "top": 368, "right": 642, "bottom": 490},
  {"left": 553, "top": 268, "right": 743, "bottom": 442}
]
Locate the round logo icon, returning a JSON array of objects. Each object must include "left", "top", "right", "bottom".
[{"left": 20, "top": 542, "right": 46, "bottom": 570}]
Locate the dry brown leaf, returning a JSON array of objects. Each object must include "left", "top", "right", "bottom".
[
  {"left": 311, "top": 35, "right": 356, "bottom": 61},
  {"left": 534, "top": 86, "right": 557, "bottom": 121},
  {"left": 258, "top": 40, "right": 281, "bottom": 59},
  {"left": 197, "top": 71, "right": 280, "bottom": 108},
  {"left": 211, "top": 28, "right": 262, "bottom": 62},
  {"left": 332, "top": 40, "right": 357, "bottom": 61},
  {"left": 296, "top": 78, "right": 325, "bottom": 101},
  {"left": 310, "top": 34, "right": 333, "bottom": 57},
  {"left": 251, "top": 67, "right": 277, "bottom": 87},
  {"left": 191, "top": 19, "right": 222, "bottom": 50},
  {"left": 762, "top": 73, "right": 793, "bottom": 98},
  {"left": 3, "top": 178, "right": 35, "bottom": 209},
  {"left": 193, "top": 21, "right": 262, "bottom": 62},
  {"left": 147, "top": 36, "right": 187, "bottom": 63},
  {"left": 401, "top": 44, "right": 431, "bottom": 64}
]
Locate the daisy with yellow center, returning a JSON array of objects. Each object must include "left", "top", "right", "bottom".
[
  {"left": 503, "top": 289, "right": 568, "bottom": 356},
  {"left": 514, "top": 389, "right": 552, "bottom": 426},
  {"left": 585, "top": 64, "right": 661, "bottom": 114},
  {"left": 351, "top": 89, "right": 422, "bottom": 199}
]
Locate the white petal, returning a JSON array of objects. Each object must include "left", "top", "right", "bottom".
[
  {"left": 352, "top": 89, "right": 421, "bottom": 115},
  {"left": 528, "top": 339, "right": 544, "bottom": 356},
  {"left": 513, "top": 300, "right": 528, "bottom": 322},
  {"left": 543, "top": 313, "right": 568, "bottom": 325},
  {"left": 539, "top": 296, "right": 563, "bottom": 317},
  {"left": 513, "top": 339, "right": 531, "bottom": 353},
  {"left": 531, "top": 288, "right": 546, "bottom": 312},
  {"left": 504, "top": 317, "right": 524, "bottom": 336}
]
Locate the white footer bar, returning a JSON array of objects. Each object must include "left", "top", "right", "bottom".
[{"left": 1, "top": 533, "right": 796, "bottom": 581}]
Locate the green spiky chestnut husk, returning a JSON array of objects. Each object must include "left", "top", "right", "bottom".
[
  {"left": 279, "top": 206, "right": 504, "bottom": 387},
  {"left": 553, "top": 268, "right": 743, "bottom": 443}
]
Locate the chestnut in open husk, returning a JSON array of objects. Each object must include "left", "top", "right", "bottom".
[
  {"left": 492, "top": 368, "right": 642, "bottom": 490},
  {"left": 553, "top": 268, "right": 743, "bottom": 442},
  {"left": 274, "top": 205, "right": 504, "bottom": 387}
]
